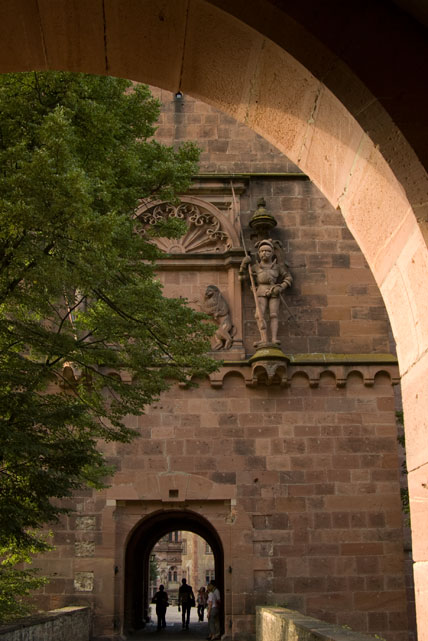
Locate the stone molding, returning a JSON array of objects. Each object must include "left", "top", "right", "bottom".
[
  {"left": 94, "top": 354, "right": 398, "bottom": 389},
  {"left": 106, "top": 471, "right": 236, "bottom": 502},
  {"left": 207, "top": 355, "right": 399, "bottom": 388}
]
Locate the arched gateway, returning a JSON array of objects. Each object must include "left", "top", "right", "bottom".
[
  {"left": 124, "top": 509, "right": 224, "bottom": 633},
  {"left": 1, "top": 1, "right": 428, "bottom": 639}
]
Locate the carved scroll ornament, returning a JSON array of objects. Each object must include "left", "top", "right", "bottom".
[{"left": 138, "top": 202, "right": 232, "bottom": 254}]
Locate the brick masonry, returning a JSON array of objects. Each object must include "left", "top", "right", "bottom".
[{"left": 30, "top": 89, "right": 412, "bottom": 641}]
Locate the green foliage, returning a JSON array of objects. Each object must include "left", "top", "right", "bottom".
[
  {"left": 0, "top": 542, "right": 48, "bottom": 622},
  {"left": 150, "top": 555, "right": 159, "bottom": 583},
  {"left": 400, "top": 487, "right": 410, "bottom": 515},
  {"left": 0, "top": 72, "right": 216, "bottom": 618}
]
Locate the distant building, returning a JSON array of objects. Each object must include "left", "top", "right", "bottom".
[
  {"left": 150, "top": 531, "right": 215, "bottom": 602},
  {"left": 181, "top": 532, "right": 215, "bottom": 591}
]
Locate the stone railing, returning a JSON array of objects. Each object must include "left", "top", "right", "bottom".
[
  {"left": 0, "top": 606, "right": 91, "bottom": 641},
  {"left": 257, "top": 607, "right": 380, "bottom": 641}
]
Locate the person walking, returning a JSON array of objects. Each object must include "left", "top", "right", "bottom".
[
  {"left": 178, "top": 578, "right": 195, "bottom": 630},
  {"left": 207, "top": 580, "right": 221, "bottom": 640},
  {"left": 151, "top": 584, "right": 169, "bottom": 630},
  {"left": 197, "top": 586, "right": 208, "bottom": 621}
]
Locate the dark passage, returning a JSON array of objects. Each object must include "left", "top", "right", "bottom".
[{"left": 124, "top": 510, "right": 224, "bottom": 636}]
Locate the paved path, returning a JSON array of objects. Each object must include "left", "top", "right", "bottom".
[{"left": 127, "top": 607, "right": 210, "bottom": 640}]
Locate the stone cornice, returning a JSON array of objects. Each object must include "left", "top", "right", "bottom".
[
  {"left": 93, "top": 354, "right": 399, "bottom": 390},
  {"left": 155, "top": 248, "right": 245, "bottom": 270},
  {"left": 205, "top": 353, "right": 399, "bottom": 388}
]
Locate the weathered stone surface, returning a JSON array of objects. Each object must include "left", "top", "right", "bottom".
[
  {"left": 256, "top": 606, "right": 383, "bottom": 641},
  {"left": 73, "top": 572, "right": 94, "bottom": 593},
  {"left": 75, "top": 516, "right": 96, "bottom": 531},
  {"left": 0, "top": 607, "right": 91, "bottom": 641},
  {"left": 74, "top": 541, "right": 95, "bottom": 558}
]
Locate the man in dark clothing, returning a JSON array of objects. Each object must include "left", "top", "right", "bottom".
[
  {"left": 152, "top": 584, "right": 169, "bottom": 630},
  {"left": 178, "top": 578, "right": 195, "bottom": 629}
]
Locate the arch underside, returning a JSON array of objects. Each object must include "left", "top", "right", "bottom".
[{"left": 1, "top": 0, "right": 428, "bottom": 638}]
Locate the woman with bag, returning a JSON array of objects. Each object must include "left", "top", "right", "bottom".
[{"left": 151, "top": 584, "right": 169, "bottom": 630}]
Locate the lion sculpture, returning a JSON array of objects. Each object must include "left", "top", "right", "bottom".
[{"left": 202, "top": 285, "right": 235, "bottom": 350}]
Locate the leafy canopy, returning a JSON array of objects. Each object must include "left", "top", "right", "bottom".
[{"left": 0, "top": 72, "right": 216, "bottom": 565}]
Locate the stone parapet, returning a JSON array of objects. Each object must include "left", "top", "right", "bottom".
[
  {"left": 256, "top": 607, "right": 379, "bottom": 641},
  {"left": 0, "top": 607, "right": 91, "bottom": 641}
]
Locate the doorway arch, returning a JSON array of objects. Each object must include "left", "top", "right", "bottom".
[
  {"left": 1, "top": 1, "right": 428, "bottom": 637},
  {"left": 124, "top": 509, "right": 224, "bottom": 633}
]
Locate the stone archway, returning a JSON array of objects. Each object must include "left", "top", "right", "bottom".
[
  {"left": 124, "top": 509, "right": 225, "bottom": 634},
  {"left": 1, "top": 1, "right": 428, "bottom": 637}
]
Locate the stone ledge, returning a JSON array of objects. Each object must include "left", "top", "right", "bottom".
[
  {"left": 256, "top": 607, "right": 380, "bottom": 641},
  {"left": 0, "top": 606, "right": 91, "bottom": 640},
  {"left": 287, "top": 353, "right": 397, "bottom": 364},
  {"left": 208, "top": 354, "right": 399, "bottom": 388},
  {"left": 211, "top": 352, "right": 398, "bottom": 366}
]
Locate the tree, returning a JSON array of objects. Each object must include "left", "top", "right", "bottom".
[
  {"left": 0, "top": 72, "right": 216, "bottom": 619},
  {"left": 150, "top": 555, "right": 159, "bottom": 584}
]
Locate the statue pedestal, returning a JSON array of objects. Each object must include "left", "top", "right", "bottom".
[{"left": 249, "top": 344, "right": 289, "bottom": 363}]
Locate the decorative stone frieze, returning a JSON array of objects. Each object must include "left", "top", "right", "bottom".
[
  {"left": 103, "top": 354, "right": 398, "bottom": 389},
  {"left": 207, "top": 354, "right": 399, "bottom": 388}
]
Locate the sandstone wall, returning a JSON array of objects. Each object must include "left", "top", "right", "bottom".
[
  {"left": 33, "top": 367, "right": 407, "bottom": 640},
  {"left": 29, "top": 89, "right": 410, "bottom": 641},
  {"left": 151, "top": 88, "right": 392, "bottom": 356}
]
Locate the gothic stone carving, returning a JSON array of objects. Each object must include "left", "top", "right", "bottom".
[{"left": 139, "top": 202, "right": 232, "bottom": 253}]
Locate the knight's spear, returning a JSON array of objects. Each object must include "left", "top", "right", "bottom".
[
  {"left": 240, "top": 231, "right": 268, "bottom": 344},
  {"left": 232, "top": 181, "right": 268, "bottom": 342}
]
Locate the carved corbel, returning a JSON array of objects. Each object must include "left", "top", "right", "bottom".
[
  {"left": 248, "top": 347, "right": 289, "bottom": 386},
  {"left": 335, "top": 367, "right": 347, "bottom": 388},
  {"left": 251, "top": 361, "right": 288, "bottom": 386}
]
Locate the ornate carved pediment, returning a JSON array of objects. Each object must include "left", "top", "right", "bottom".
[{"left": 137, "top": 197, "right": 240, "bottom": 254}]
